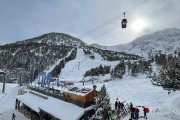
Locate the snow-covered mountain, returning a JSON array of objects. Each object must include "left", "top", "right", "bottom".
[
  {"left": 92, "top": 28, "right": 180, "bottom": 57},
  {"left": 0, "top": 32, "right": 140, "bottom": 82},
  {"left": 15, "top": 32, "right": 86, "bottom": 47}
]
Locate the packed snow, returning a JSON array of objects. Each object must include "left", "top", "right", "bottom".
[
  {"left": 59, "top": 49, "right": 119, "bottom": 81},
  {"left": 44, "top": 49, "right": 74, "bottom": 75},
  {"left": 1, "top": 74, "right": 180, "bottom": 120},
  {"left": 0, "top": 83, "right": 29, "bottom": 120},
  {"left": 79, "top": 75, "right": 180, "bottom": 120}
]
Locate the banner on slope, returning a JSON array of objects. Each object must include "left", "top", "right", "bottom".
[{"left": 47, "top": 72, "right": 52, "bottom": 88}]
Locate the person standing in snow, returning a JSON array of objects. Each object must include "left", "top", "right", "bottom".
[
  {"left": 52, "top": 86, "right": 54, "bottom": 94},
  {"left": 115, "top": 101, "right": 118, "bottom": 110},
  {"left": 12, "top": 113, "right": 16, "bottom": 120},
  {"left": 130, "top": 102, "right": 133, "bottom": 111},
  {"left": 134, "top": 108, "right": 140, "bottom": 119},
  {"left": 120, "top": 102, "right": 124, "bottom": 111},
  {"left": 143, "top": 106, "right": 149, "bottom": 119},
  {"left": 143, "top": 107, "right": 147, "bottom": 119},
  {"left": 118, "top": 101, "right": 121, "bottom": 113}
]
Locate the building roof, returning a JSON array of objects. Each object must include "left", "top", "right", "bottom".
[
  {"left": 39, "top": 97, "right": 86, "bottom": 120},
  {"left": 16, "top": 92, "right": 95, "bottom": 120},
  {"left": 16, "top": 93, "right": 46, "bottom": 112}
]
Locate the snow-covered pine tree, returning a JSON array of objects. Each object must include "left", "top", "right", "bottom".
[
  {"left": 159, "top": 56, "right": 180, "bottom": 90},
  {"left": 93, "top": 84, "right": 112, "bottom": 120},
  {"left": 131, "top": 62, "right": 138, "bottom": 77},
  {"left": 112, "top": 61, "right": 125, "bottom": 79}
]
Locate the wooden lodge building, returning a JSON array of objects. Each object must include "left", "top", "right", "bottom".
[{"left": 15, "top": 85, "right": 100, "bottom": 120}]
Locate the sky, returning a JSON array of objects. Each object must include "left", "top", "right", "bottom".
[{"left": 0, "top": 0, "right": 180, "bottom": 46}]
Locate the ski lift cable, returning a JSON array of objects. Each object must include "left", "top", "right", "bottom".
[
  {"left": 79, "top": 0, "right": 151, "bottom": 44},
  {"left": 88, "top": 0, "right": 165, "bottom": 44},
  {"left": 77, "top": 0, "right": 149, "bottom": 40},
  {"left": 78, "top": 0, "right": 147, "bottom": 39},
  {"left": 84, "top": 0, "right": 165, "bottom": 44},
  {"left": 83, "top": 0, "right": 156, "bottom": 43}
]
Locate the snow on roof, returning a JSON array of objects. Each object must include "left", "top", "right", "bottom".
[
  {"left": 53, "top": 85, "right": 94, "bottom": 96},
  {"left": 16, "top": 93, "right": 46, "bottom": 112},
  {"left": 39, "top": 97, "right": 86, "bottom": 120}
]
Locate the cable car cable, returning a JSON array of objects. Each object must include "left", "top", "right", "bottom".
[
  {"left": 81, "top": 0, "right": 153, "bottom": 44},
  {"left": 77, "top": 0, "right": 149, "bottom": 39},
  {"left": 84, "top": 0, "right": 165, "bottom": 44}
]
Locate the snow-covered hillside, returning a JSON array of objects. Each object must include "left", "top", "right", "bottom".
[
  {"left": 92, "top": 28, "right": 180, "bottom": 57},
  {"left": 81, "top": 75, "right": 180, "bottom": 120},
  {"left": 1, "top": 75, "right": 180, "bottom": 120},
  {"left": 15, "top": 32, "right": 85, "bottom": 47},
  {"left": 59, "top": 49, "right": 119, "bottom": 81}
]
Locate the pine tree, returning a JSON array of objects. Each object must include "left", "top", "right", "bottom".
[
  {"left": 159, "top": 57, "right": 180, "bottom": 90},
  {"left": 93, "top": 84, "right": 111, "bottom": 119},
  {"left": 113, "top": 61, "right": 125, "bottom": 79}
]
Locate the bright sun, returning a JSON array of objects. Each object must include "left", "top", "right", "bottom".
[{"left": 132, "top": 18, "right": 146, "bottom": 32}]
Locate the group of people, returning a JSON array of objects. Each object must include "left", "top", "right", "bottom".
[
  {"left": 129, "top": 103, "right": 149, "bottom": 120},
  {"left": 115, "top": 100, "right": 125, "bottom": 111},
  {"left": 114, "top": 100, "right": 125, "bottom": 118}
]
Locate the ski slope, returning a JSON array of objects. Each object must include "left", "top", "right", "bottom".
[
  {"left": 59, "top": 49, "right": 119, "bottom": 82},
  {"left": 81, "top": 75, "right": 180, "bottom": 120},
  {"left": 44, "top": 49, "right": 74, "bottom": 75}
]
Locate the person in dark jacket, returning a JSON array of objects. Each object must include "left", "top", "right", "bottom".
[
  {"left": 115, "top": 101, "right": 118, "bottom": 110},
  {"left": 130, "top": 102, "right": 133, "bottom": 111},
  {"left": 12, "top": 113, "right": 16, "bottom": 120},
  {"left": 120, "top": 102, "right": 124, "bottom": 111},
  {"left": 143, "top": 106, "right": 147, "bottom": 119},
  {"left": 118, "top": 101, "right": 121, "bottom": 112},
  {"left": 134, "top": 108, "right": 140, "bottom": 119}
]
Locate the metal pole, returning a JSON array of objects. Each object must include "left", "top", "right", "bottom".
[
  {"left": 19, "top": 72, "right": 22, "bottom": 86},
  {"left": 2, "top": 75, "right": 5, "bottom": 93}
]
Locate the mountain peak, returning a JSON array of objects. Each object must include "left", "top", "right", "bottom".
[
  {"left": 92, "top": 28, "right": 180, "bottom": 57},
  {"left": 14, "top": 32, "right": 85, "bottom": 47}
]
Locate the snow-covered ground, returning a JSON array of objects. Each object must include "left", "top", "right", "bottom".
[
  {"left": 44, "top": 48, "right": 74, "bottom": 76},
  {"left": 80, "top": 75, "right": 180, "bottom": 120},
  {"left": 0, "top": 83, "right": 29, "bottom": 120},
  {"left": 59, "top": 49, "right": 119, "bottom": 81},
  {"left": 1, "top": 75, "right": 180, "bottom": 120}
]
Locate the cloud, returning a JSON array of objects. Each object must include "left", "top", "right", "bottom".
[{"left": 0, "top": 0, "right": 180, "bottom": 45}]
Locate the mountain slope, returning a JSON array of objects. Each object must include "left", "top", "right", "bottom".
[
  {"left": 0, "top": 32, "right": 140, "bottom": 83},
  {"left": 14, "top": 32, "right": 86, "bottom": 47},
  {"left": 92, "top": 28, "right": 180, "bottom": 57},
  {"left": 59, "top": 49, "right": 119, "bottom": 81}
]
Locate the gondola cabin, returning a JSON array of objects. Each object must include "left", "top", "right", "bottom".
[
  {"left": 122, "top": 12, "right": 128, "bottom": 28},
  {"left": 122, "top": 19, "right": 127, "bottom": 28}
]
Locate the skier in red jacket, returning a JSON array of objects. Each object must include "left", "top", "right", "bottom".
[{"left": 143, "top": 106, "right": 149, "bottom": 119}]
